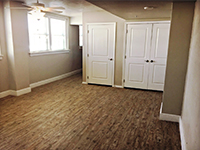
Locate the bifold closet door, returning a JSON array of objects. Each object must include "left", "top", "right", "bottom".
[
  {"left": 148, "top": 23, "right": 170, "bottom": 90},
  {"left": 87, "top": 23, "right": 115, "bottom": 86},
  {"left": 124, "top": 24, "right": 152, "bottom": 89}
]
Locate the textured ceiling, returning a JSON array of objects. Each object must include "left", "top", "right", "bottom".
[
  {"left": 86, "top": 1, "right": 172, "bottom": 20},
  {"left": 10, "top": 0, "right": 194, "bottom": 19},
  {"left": 10, "top": 0, "right": 103, "bottom": 17}
]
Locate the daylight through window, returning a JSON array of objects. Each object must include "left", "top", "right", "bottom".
[{"left": 28, "top": 14, "right": 68, "bottom": 53}]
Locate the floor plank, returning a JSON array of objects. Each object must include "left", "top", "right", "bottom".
[{"left": 0, "top": 73, "right": 181, "bottom": 150}]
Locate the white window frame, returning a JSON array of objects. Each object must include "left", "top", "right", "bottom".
[
  {"left": 79, "top": 25, "right": 83, "bottom": 49},
  {"left": 28, "top": 13, "right": 70, "bottom": 57}
]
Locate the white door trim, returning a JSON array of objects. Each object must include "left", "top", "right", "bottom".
[
  {"left": 86, "top": 22, "right": 116, "bottom": 87},
  {"left": 122, "top": 22, "right": 127, "bottom": 88},
  {"left": 125, "top": 21, "right": 171, "bottom": 25},
  {"left": 122, "top": 21, "right": 171, "bottom": 89}
]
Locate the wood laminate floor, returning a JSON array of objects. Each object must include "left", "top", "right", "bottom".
[{"left": 0, "top": 73, "right": 181, "bottom": 150}]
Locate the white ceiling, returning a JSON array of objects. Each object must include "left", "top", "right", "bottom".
[
  {"left": 9, "top": 0, "right": 171, "bottom": 20},
  {"left": 10, "top": 0, "right": 173, "bottom": 19},
  {"left": 10, "top": 0, "right": 103, "bottom": 17},
  {"left": 87, "top": 1, "right": 173, "bottom": 20}
]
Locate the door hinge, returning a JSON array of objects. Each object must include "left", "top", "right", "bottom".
[
  {"left": 123, "top": 79, "right": 125, "bottom": 83},
  {"left": 87, "top": 54, "right": 89, "bottom": 57},
  {"left": 87, "top": 76, "right": 89, "bottom": 79},
  {"left": 125, "top": 55, "right": 126, "bottom": 59},
  {"left": 88, "top": 30, "right": 89, "bottom": 33},
  {"left": 126, "top": 30, "right": 128, "bottom": 34}
]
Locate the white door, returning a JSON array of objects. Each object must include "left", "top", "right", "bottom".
[
  {"left": 148, "top": 23, "right": 170, "bottom": 90},
  {"left": 124, "top": 24, "right": 152, "bottom": 89},
  {"left": 87, "top": 23, "right": 115, "bottom": 86}
]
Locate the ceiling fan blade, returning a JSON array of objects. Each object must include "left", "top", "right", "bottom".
[
  {"left": 47, "top": 7, "right": 65, "bottom": 10},
  {"left": 42, "top": 10, "right": 63, "bottom": 14},
  {"left": 7, "top": 7, "right": 33, "bottom": 10},
  {"left": 21, "top": 3, "right": 33, "bottom": 9}
]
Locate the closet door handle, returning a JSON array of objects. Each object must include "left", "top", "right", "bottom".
[
  {"left": 109, "top": 58, "right": 113, "bottom": 61},
  {"left": 145, "top": 60, "right": 149, "bottom": 62},
  {"left": 150, "top": 60, "right": 154, "bottom": 63}
]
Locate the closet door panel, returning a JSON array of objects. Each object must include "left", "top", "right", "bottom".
[
  {"left": 148, "top": 23, "right": 170, "bottom": 90},
  {"left": 124, "top": 24, "right": 152, "bottom": 89}
]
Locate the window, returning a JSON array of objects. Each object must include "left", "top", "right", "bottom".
[
  {"left": 79, "top": 25, "right": 83, "bottom": 47},
  {"left": 28, "top": 14, "right": 69, "bottom": 54},
  {"left": 50, "top": 19, "right": 66, "bottom": 51}
]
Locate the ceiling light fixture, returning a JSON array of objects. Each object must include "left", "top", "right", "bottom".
[
  {"left": 30, "top": 7, "right": 45, "bottom": 20},
  {"left": 144, "top": 6, "right": 155, "bottom": 10}
]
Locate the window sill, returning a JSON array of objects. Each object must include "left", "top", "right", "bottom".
[
  {"left": 0, "top": 55, "right": 3, "bottom": 60},
  {"left": 29, "top": 50, "right": 70, "bottom": 57}
]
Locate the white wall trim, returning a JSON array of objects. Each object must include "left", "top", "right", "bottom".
[
  {"left": 10, "top": 87, "right": 31, "bottom": 96},
  {"left": 159, "top": 113, "right": 180, "bottom": 122},
  {"left": 0, "top": 69, "right": 82, "bottom": 99},
  {"left": 30, "top": 69, "right": 82, "bottom": 88},
  {"left": 82, "top": 82, "right": 88, "bottom": 85},
  {"left": 29, "top": 50, "right": 70, "bottom": 57},
  {"left": 179, "top": 117, "right": 187, "bottom": 150},
  {"left": 113, "top": 85, "right": 123, "bottom": 88},
  {"left": 125, "top": 21, "right": 171, "bottom": 25},
  {"left": 159, "top": 102, "right": 180, "bottom": 122},
  {"left": 0, "top": 87, "right": 31, "bottom": 98},
  {"left": 0, "top": 90, "right": 11, "bottom": 98}
]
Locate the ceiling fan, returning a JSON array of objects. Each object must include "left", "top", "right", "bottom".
[{"left": 10, "top": 0, "right": 65, "bottom": 14}]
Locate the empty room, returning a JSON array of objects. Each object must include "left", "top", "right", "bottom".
[{"left": 0, "top": 0, "right": 199, "bottom": 149}]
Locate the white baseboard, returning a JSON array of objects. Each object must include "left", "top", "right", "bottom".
[
  {"left": 113, "top": 85, "right": 123, "bottom": 88},
  {"left": 30, "top": 69, "right": 82, "bottom": 88},
  {"left": 0, "top": 90, "right": 11, "bottom": 98},
  {"left": 10, "top": 87, "right": 31, "bottom": 96},
  {"left": 0, "top": 87, "right": 31, "bottom": 98},
  {"left": 159, "top": 102, "right": 180, "bottom": 122},
  {"left": 159, "top": 113, "right": 180, "bottom": 122},
  {"left": 0, "top": 69, "right": 82, "bottom": 99},
  {"left": 82, "top": 82, "right": 88, "bottom": 85},
  {"left": 179, "top": 117, "right": 187, "bottom": 150}
]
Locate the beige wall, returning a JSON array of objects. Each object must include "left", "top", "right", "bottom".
[
  {"left": 10, "top": 4, "right": 30, "bottom": 90},
  {"left": 181, "top": 1, "right": 200, "bottom": 149},
  {"left": 30, "top": 25, "right": 81, "bottom": 83},
  {"left": 82, "top": 10, "right": 125, "bottom": 85},
  {"left": 0, "top": 2, "right": 9, "bottom": 92},
  {"left": 0, "top": 1, "right": 82, "bottom": 94},
  {"left": 82, "top": 7, "right": 173, "bottom": 85},
  {"left": 162, "top": 2, "right": 195, "bottom": 115}
]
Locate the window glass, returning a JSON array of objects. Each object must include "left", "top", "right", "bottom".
[
  {"left": 28, "top": 15, "right": 68, "bottom": 52},
  {"left": 50, "top": 18, "right": 66, "bottom": 50},
  {"left": 28, "top": 14, "right": 49, "bottom": 52},
  {"left": 79, "top": 25, "right": 83, "bottom": 47}
]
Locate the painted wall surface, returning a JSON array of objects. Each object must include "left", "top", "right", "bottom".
[
  {"left": 30, "top": 25, "right": 81, "bottom": 83},
  {"left": 0, "top": 1, "right": 82, "bottom": 94},
  {"left": 0, "top": 2, "right": 9, "bottom": 92},
  {"left": 181, "top": 1, "right": 200, "bottom": 149},
  {"left": 10, "top": 6, "right": 30, "bottom": 90},
  {"left": 82, "top": 10, "right": 125, "bottom": 85},
  {"left": 70, "top": 15, "right": 82, "bottom": 25},
  {"left": 162, "top": 2, "right": 195, "bottom": 115}
]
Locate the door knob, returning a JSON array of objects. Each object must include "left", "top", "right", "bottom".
[
  {"left": 145, "top": 60, "right": 149, "bottom": 62},
  {"left": 150, "top": 60, "right": 154, "bottom": 63},
  {"left": 110, "top": 58, "right": 113, "bottom": 61}
]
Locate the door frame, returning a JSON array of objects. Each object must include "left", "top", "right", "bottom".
[
  {"left": 85, "top": 22, "right": 116, "bottom": 87},
  {"left": 122, "top": 21, "right": 171, "bottom": 88}
]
